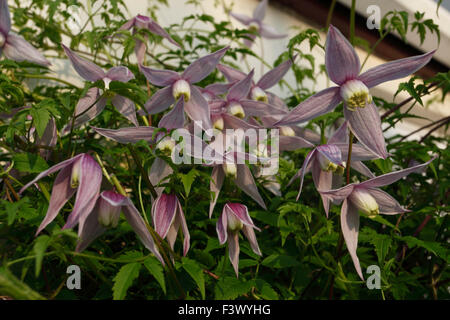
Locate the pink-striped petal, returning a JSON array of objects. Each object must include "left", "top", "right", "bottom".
[
  {"left": 184, "top": 85, "right": 212, "bottom": 130},
  {"left": 227, "top": 69, "right": 254, "bottom": 101},
  {"left": 351, "top": 161, "right": 375, "bottom": 178},
  {"left": 111, "top": 95, "right": 138, "bottom": 126},
  {"left": 0, "top": 0, "right": 11, "bottom": 35},
  {"left": 92, "top": 126, "right": 156, "bottom": 144},
  {"left": 257, "top": 57, "right": 293, "bottom": 90},
  {"left": 149, "top": 158, "right": 173, "bottom": 198},
  {"left": 318, "top": 184, "right": 355, "bottom": 203},
  {"left": 279, "top": 135, "right": 315, "bottom": 151},
  {"left": 152, "top": 194, "right": 178, "bottom": 239},
  {"left": 311, "top": 161, "right": 333, "bottom": 217},
  {"left": 341, "top": 199, "right": 363, "bottom": 280},
  {"left": 240, "top": 99, "right": 286, "bottom": 117},
  {"left": 335, "top": 143, "right": 380, "bottom": 161},
  {"left": 327, "top": 120, "right": 349, "bottom": 145},
  {"left": 4, "top": 34, "right": 51, "bottom": 67},
  {"left": 228, "top": 231, "right": 240, "bottom": 277},
  {"left": 210, "top": 166, "right": 225, "bottom": 218},
  {"left": 234, "top": 164, "right": 266, "bottom": 209},
  {"left": 176, "top": 201, "right": 190, "bottom": 256},
  {"left": 139, "top": 64, "right": 180, "bottom": 87},
  {"left": 144, "top": 86, "right": 175, "bottom": 115},
  {"left": 358, "top": 51, "right": 435, "bottom": 89},
  {"left": 253, "top": 0, "right": 268, "bottom": 21},
  {"left": 217, "top": 64, "right": 246, "bottom": 83},
  {"left": 148, "top": 20, "right": 180, "bottom": 47},
  {"left": 316, "top": 144, "right": 343, "bottom": 166},
  {"left": 216, "top": 209, "right": 228, "bottom": 244},
  {"left": 366, "top": 188, "right": 409, "bottom": 215},
  {"left": 73, "top": 88, "right": 107, "bottom": 128},
  {"left": 326, "top": 25, "right": 360, "bottom": 85},
  {"left": 226, "top": 203, "right": 258, "bottom": 229},
  {"left": 158, "top": 97, "right": 185, "bottom": 130},
  {"left": 106, "top": 66, "right": 134, "bottom": 83},
  {"left": 62, "top": 44, "right": 105, "bottom": 81},
  {"left": 182, "top": 46, "right": 229, "bottom": 84},
  {"left": 75, "top": 199, "right": 106, "bottom": 252},
  {"left": 230, "top": 12, "right": 253, "bottom": 26},
  {"left": 242, "top": 225, "right": 261, "bottom": 256}
]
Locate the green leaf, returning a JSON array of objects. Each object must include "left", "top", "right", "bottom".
[
  {"left": 182, "top": 257, "right": 205, "bottom": 299},
  {"left": 214, "top": 276, "right": 253, "bottom": 300},
  {"left": 397, "top": 236, "right": 449, "bottom": 262},
  {"left": 30, "top": 106, "right": 50, "bottom": 139},
  {"left": 262, "top": 254, "right": 300, "bottom": 269},
  {"left": 143, "top": 257, "right": 166, "bottom": 294},
  {"left": 112, "top": 263, "right": 141, "bottom": 300},
  {"left": 13, "top": 153, "right": 48, "bottom": 173},
  {"left": 33, "top": 235, "right": 51, "bottom": 277},
  {"left": 254, "top": 279, "right": 279, "bottom": 300},
  {"left": 179, "top": 169, "right": 199, "bottom": 197}
]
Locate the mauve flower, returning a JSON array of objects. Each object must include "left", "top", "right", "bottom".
[
  {"left": 19, "top": 153, "right": 102, "bottom": 237},
  {"left": 0, "top": 0, "right": 50, "bottom": 66},
  {"left": 230, "top": 0, "right": 287, "bottom": 48},
  {"left": 139, "top": 46, "right": 229, "bottom": 131},
  {"left": 152, "top": 193, "right": 190, "bottom": 256},
  {"left": 216, "top": 203, "right": 261, "bottom": 277},
  {"left": 62, "top": 45, "right": 138, "bottom": 127},
  {"left": 217, "top": 56, "right": 294, "bottom": 110},
  {"left": 76, "top": 190, "right": 164, "bottom": 264},
  {"left": 319, "top": 156, "right": 436, "bottom": 279},
  {"left": 118, "top": 14, "right": 180, "bottom": 64},
  {"left": 200, "top": 83, "right": 234, "bottom": 102},
  {"left": 275, "top": 25, "right": 435, "bottom": 159}
]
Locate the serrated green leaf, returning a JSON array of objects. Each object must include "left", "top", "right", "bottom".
[
  {"left": 182, "top": 257, "right": 205, "bottom": 299},
  {"left": 112, "top": 263, "right": 141, "bottom": 300},
  {"left": 13, "top": 153, "right": 48, "bottom": 173},
  {"left": 33, "top": 235, "right": 51, "bottom": 277},
  {"left": 143, "top": 257, "right": 166, "bottom": 294}
]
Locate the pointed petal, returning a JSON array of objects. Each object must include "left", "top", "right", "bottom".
[
  {"left": 118, "top": 17, "right": 136, "bottom": 31},
  {"left": 134, "top": 37, "right": 147, "bottom": 66},
  {"left": 242, "top": 225, "right": 261, "bottom": 256},
  {"left": 290, "top": 126, "right": 321, "bottom": 145},
  {"left": 122, "top": 199, "right": 164, "bottom": 265},
  {"left": 63, "top": 155, "right": 102, "bottom": 232},
  {"left": 318, "top": 184, "right": 354, "bottom": 203},
  {"left": 216, "top": 209, "right": 228, "bottom": 244},
  {"left": 144, "top": 86, "right": 175, "bottom": 115},
  {"left": 176, "top": 201, "right": 190, "bottom": 256},
  {"left": 259, "top": 23, "right": 287, "bottom": 39},
  {"left": 351, "top": 161, "right": 376, "bottom": 178},
  {"left": 234, "top": 164, "right": 266, "bottom": 209},
  {"left": 92, "top": 126, "right": 156, "bottom": 144},
  {"left": 73, "top": 88, "right": 106, "bottom": 127},
  {"left": 366, "top": 188, "right": 409, "bottom": 215},
  {"left": 359, "top": 156, "right": 436, "bottom": 189},
  {"left": 229, "top": 12, "right": 253, "bottom": 26},
  {"left": 3, "top": 34, "right": 51, "bottom": 67},
  {"left": 326, "top": 25, "right": 360, "bottom": 85},
  {"left": 341, "top": 199, "right": 364, "bottom": 280},
  {"left": 240, "top": 99, "right": 286, "bottom": 117},
  {"left": 0, "top": 0, "right": 11, "bottom": 35},
  {"left": 279, "top": 135, "right": 315, "bottom": 151},
  {"left": 184, "top": 85, "right": 212, "bottom": 130},
  {"left": 253, "top": 0, "right": 268, "bottom": 21},
  {"left": 210, "top": 166, "right": 225, "bottom": 218},
  {"left": 19, "top": 154, "right": 84, "bottom": 194},
  {"left": 139, "top": 65, "right": 180, "bottom": 87},
  {"left": 76, "top": 201, "right": 106, "bottom": 252},
  {"left": 35, "top": 166, "right": 76, "bottom": 235},
  {"left": 149, "top": 158, "right": 173, "bottom": 198},
  {"left": 228, "top": 231, "right": 240, "bottom": 277},
  {"left": 106, "top": 66, "right": 134, "bottom": 82},
  {"left": 311, "top": 162, "right": 333, "bottom": 217},
  {"left": 148, "top": 21, "right": 180, "bottom": 47},
  {"left": 217, "top": 64, "right": 246, "bottom": 83},
  {"left": 267, "top": 92, "right": 288, "bottom": 111},
  {"left": 226, "top": 203, "right": 258, "bottom": 229},
  {"left": 112, "top": 95, "right": 138, "bottom": 126},
  {"left": 203, "top": 83, "right": 234, "bottom": 97},
  {"left": 223, "top": 113, "right": 260, "bottom": 130},
  {"left": 158, "top": 97, "right": 185, "bottom": 130},
  {"left": 62, "top": 44, "right": 104, "bottom": 81},
  {"left": 244, "top": 33, "right": 257, "bottom": 48},
  {"left": 295, "top": 149, "right": 316, "bottom": 201},
  {"left": 37, "top": 118, "right": 57, "bottom": 160},
  {"left": 336, "top": 143, "right": 380, "bottom": 161},
  {"left": 316, "top": 144, "right": 344, "bottom": 165},
  {"left": 358, "top": 51, "right": 435, "bottom": 89},
  {"left": 227, "top": 70, "right": 254, "bottom": 101},
  {"left": 328, "top": 121, "right": 349, "bottom": 145},
  {"left": 257, "top": 58, "right": 292, "bottom": 90},
  {"left": 182, "top": 46, "right": 229, "bottom": 84},
  {"left": 274, "top": 86, "right": 341, "bottom": 126},
  {"left": 344, "top": 102, "right": 388, "bottom": 159},
  {"left": 152, "top": 194, "right": 177, "bottom": 239}
]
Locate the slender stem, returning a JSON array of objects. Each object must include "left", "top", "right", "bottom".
[
  {"left": 325, "top": 0, "right": 337, "bottom": 30},
  {"left": 400, "top": 116, "right": 450, "bottom": 142},
  {"left": 127, "top": 145, "right": 158, "bottom": 199},
  {"left": 3, "top": 178, "right": 20, "bottom": 201},
  {"left": 349, "top": 0, "right": 356, "bottom": 45}
]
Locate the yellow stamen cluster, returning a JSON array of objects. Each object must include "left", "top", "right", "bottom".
[{"left": 340, "top": 79, "right": 372, "bottom": 111}]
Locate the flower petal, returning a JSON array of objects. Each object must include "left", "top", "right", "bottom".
[
  {"left": 75, "top": 200, "right": 106, "bottom": 252},
  {"left": 73, "top": 88, "right": 107, "bottom": 128},
  {"left": 242, "top": 225, "right": 261, "bottom": 256},
  {"left": 327, "top": 120, "right": 349, "bottom": 145},
  {"left": 149, "top": 158, "right": 173, "bottom": 198},
  {"left": 158, "top": 97, "right": 185, "bottom": 130},
  {"left": 139, "top": 65, "right": 180, "bottom": 87},
  {"left": 216, "top": 209, "right": 228, "bottom": 244},
  {"left": 259, "top": 23, "right": 287, "bottom": 39},
  {"left": 311, "top": 161, "right": 333, "bottom": 217},
  {"left": 147, "top": 21, "right": 181, "bottom": 47},
  {"left": 230, "top": 12, "right": 253, "bottom": 26},
  {"left": 257, "top": 57, "right": 293, "bottom": 90},
  {"left": 0, "top": 0, "right": 11, "bottom": 35},
  {"left": 92, "top": 126, "right": 156, "bottom": 144},
  {"left": 182, "top": 46, "right": 229, "bottom": 84},
  {"left": 228, "top": 231, "right": 240, "bottom": 277},
  {"left": 144, "top": 86, "right": 175, "bottom": 115},
  {"left": 274, "top": 86, "right": 341, "bottom": 126},
  {"left": 106, "top": 66, "right": 134, "bottom": 83},
  {"left": 226, "top": 203, "right": 258, "bottom": 229},
  {"left": 62, "top": 44, "right": 105, "bottom": 81},
  {"left": 367, "top": 188, "right": 409, "bottom": 214},
  {"left": 341, "top": 199, "right": 364, "bottom": 280},
  {"left": 358, "top": 51, "right": 435, "bottom": 89},
  {"left": 227, "top": 69, "right": 254, "bottom": 101},
  {"left": 240, "top": 99, "right": 286, "bottom": 117},
  {"left": 253, "top": 0, "right": 268, "bottom": 21},
  {"left": 279, "top": 135, "right": 315, "bottom": 151},
  {"left": 176, "top": 201, "right": 190, "bottom": 256},
  {"left": 3, "top": 34, "right": 51, "bottom": 67},
  {"left": 335, "top": 142, "right": 380, "bottom": 161},
  {"left": 316, "top": 144, "right": 343, "bottom": 165},
  {"left": 111, "top": 95, "right": 138, "bottom": 126},
  {"left": 295, "top": 148, "right": 316, "bottom": 201},
  {"left": 217, "top": 64, "right": 246, "bottom": 83},
  {"left": 326, "top": 25, "right": 360, "bottom": 85},
  {"left": 184, "top": 85, "right": 212, "bottom": 130},
  {"left": 318, "top": 183, "right": 354, "bottom": 204},
  {"left": 359, "top": 156, "right": 436, "bottom": 189},
  {"left": 344, "top": 102, "right": 388, "bottom": 159},
  {"left": 210, "top": 166, "right": 225, "bottom": 218},
  {"left": 234, "top": 164, "right": 266, "bottom": 209},
  {"left": 351, "top": 161, "right": 376, "bottom": 178},
  {"left": 152, "top": 194, "right": 178, "bottom": 239}
]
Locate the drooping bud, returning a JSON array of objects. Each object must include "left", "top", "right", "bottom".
[
  {"left": 0, "top": 33, "right": 5, "bottom": 48},
  {"left": 279, "top": 126, "right": 295, "bottom": 137},
  {"left": 223, "top": 162, "right": 237, "bottom": 179},
  {"left": 228, "top": 101, "right": 245, "bottom": 118},
  {"left": 251, "top": 86, "right": 268, "bottom": 103},
  {"left": 317, "top": 152, "right": 338, "bottom": 172},
  {"left": 227, "top": 211, "right": 243, "bottom": 233},
  {"left": 340, "top": 79, "right": 372, "bottom": 111},
  {"left": 349, "top": 188, "right": 379, "bottom": 218},
  {"left": 172, "top": 79, "right": 191, "bottom": 101},
  {"left": 97, "top": 191, "right": 123, "bottom": 228},
  {"left": 156, "top": 136, "right": 176, "bottom": 156},
  {"left": 70, "top": 159, "right": 82, "bottom": 188}
]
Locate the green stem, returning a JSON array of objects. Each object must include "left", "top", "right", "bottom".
[{"left": 349, "top": 0, "right": 356, "bottom": 45}]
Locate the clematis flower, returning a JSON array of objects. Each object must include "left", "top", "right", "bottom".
[
  {"left": 0, "top": 0, "right": 50, "bottom": 66},
  {"left": 208, "top": 69, "right": 285, "bottom": 129},
  {"left": 217, "top": 56, "right": 294, "bottom": 110},
  {"left": 19, "top": 153, "right": 102, "bottom": 237},
  {"left": 139, "top": 46, "right": 229, "bottom": 130},
  {"left": 118, "top": 14, "right": 180, "bottom": 64},
  {"left": 216, "top": 203, "right": 261, "bottom": 277},
  {"left": 152, "top": 193, "right": 190, "bottom": 256},
  {"left": 62, "top": 45, "right": 138, "bottom": 127},
  {"left": 291, "top": 121, "right": 379, "bottom": 216},
  {"left": 230, "top": 0, "right": 287, "bottom": 48},
  {"left": 275, "top": 25, "right": 435, "bottom": 159},
  {"left": 76, "top": 190, "right": 164, "bottom": 264},
  {"left": 319, "top": 156, "right": 436, "bottom": 279}
]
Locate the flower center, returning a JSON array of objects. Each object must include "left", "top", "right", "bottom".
[
  {"left": 248, "top": 22, "right": 260, "bottom": 34},
  {"left": 279, "top": 126, "right": 295, "bottom": 137},
  {"left": 212, "top": 115, "right": 224, "bottom": 131},
  {"left": 172, "top": 79, "right": 191, "bottom": 102},
  {"left": 317, "top": 152, "right": 340, "bottom": 173},
  {"left": 70, "top": 160, "right": 81, "bottom": 189},
  {"left": 340, "top": 79, "right": 372, "bottom": 111},
  {"left": 228, "top": 101, "right": 245, "bottom": 118},
  {"left": 227, "top": 213, "right": 243, "bottom": 233},
  {"left": 156, "top": 137, "right": 176, "bottom": 156},
  {"left": 251, "top": 87, "right": 268, "bottom": 103},
  {"left": 349, "top": 188, "right": 379, "bottom": 218},
  {"left": 223, "top": 162, "right": 237, "bottom": 179},
  {"left": 0, "top": 33, "right": 5, "bottom": 48}
]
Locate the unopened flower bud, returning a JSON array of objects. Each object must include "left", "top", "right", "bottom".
[
  {"left": 228, "top": 101, "right": 245, "bottom": 118},
  {"left": 172, "top": 79, "right": 191, "bottom": 101},
  {"left": 223, "top": 162, "right": 237, "bottom": 179},
  {"left": 340, "top": 79, "right": 372, "bottom": 111},
  {"left": 349, "top": 188, "right": 379, "bottom": 218},
  {"left": 227, "top": 212, "right": 243, "bottom": 233},
  {"left": 251, "top": 87, "right": 268, "bottom": 103},
  {"left": 98, "top": 197, "right": 121, "bottom": 228},
  {"left": 279, "top": 126, "right": 295, "bottom": 137}
]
